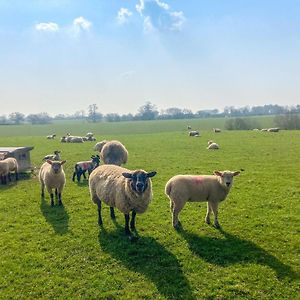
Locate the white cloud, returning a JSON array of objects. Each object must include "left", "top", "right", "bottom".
[
  {"left": 73, "top": 16, "right": 92, "bottom": 30},
  {"left": 117, "top": 8, "right": 133, "bottom": 24},
  {"left": 170, "top": 11, "right": 185, "bottom": 31},
  {"left": 155, "top": 0, "right": 169, "bottom": 11},
  {"left": 136, "top": 0, "right": 145, "bottom": 15},
  {"left": 143, "top": 16, "right": 155, "bottom": 33},
  {"left": 35, "top": 22, "right": 59, "bottom": 32}
]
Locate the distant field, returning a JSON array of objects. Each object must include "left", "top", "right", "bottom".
[{"left": 0, "top": 119, "right": 299, "bottom": 299}]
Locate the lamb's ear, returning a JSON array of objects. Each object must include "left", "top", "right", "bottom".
[
  {"left": 214, "top": 171, "right": 222, "bottom": 177},
  {"left": 61, "top": 160, "right": 67, "bottom": 165},
  {"left": 147, "top": 171, "right": 157, "bottom": 178},
  {"left": 233, "top": 171, "right": 240, "bottom": 176},
  {"left": 46, "top": 160, "right": 53, "bottom": 165},
  {"left": 122, "top": 172, "right": 132, "bottom": 179},
  {"left": 96, "top": 155, "right": 100, "bottom": 158}
]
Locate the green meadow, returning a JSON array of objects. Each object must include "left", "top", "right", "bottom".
[{"left": 0, "top": 118, "right": 299, "bottom": 299}]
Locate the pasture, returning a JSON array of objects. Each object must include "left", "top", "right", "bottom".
[{"left": 0, "top": 119, "right": 299, "bottom": 299}]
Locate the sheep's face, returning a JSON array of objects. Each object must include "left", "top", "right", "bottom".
[
  {"left": 47, "top": 160, "right": 66, "bottom": 174},
  {"left": 122, "top": 170, "right": 157, "bottom": 193},
  {"left": 214, "top": 170, "right": 240, "bottom": 188},
  {"left": 91, "top": 155, "right": 100, "bottom": 167}
]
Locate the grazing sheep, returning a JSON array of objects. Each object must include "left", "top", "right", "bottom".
[
  {"left": 89, "top": 164, "right": 157, "bottom": 238},
  {"left": 96, "top": 140, "right": 128, "bottom": 166},
  {"left": 39, "top": 160, "right": 66, "bottom": 206},
  {"left": 187, "top": 125, "right": 192, "bottom": 130},
  {"left": 72, "top": 155, "right": 100, "bottom": 182},
  {"left": 268, "top": 127, "right": 280, "bottom": 132},
  {"left": 43, "top": 150, "right": 61, "bottom": 161},
  {"left": 213, "top": 128, "right": 221, "bottom": 133},
  {"left": 60, "top": 136, "right": 67, "bottom": 143},
  {"left": 94, "top": 140, "right": 108, "bottom": 152},
  {"left": 189, "top": 131, "right": 200, "bottom": 137},
  {"left": 87, "top": 136, "right": 96, "bottom": 141},
  {"left": 68, "top": 136, "right": 84, "bottom": 143},
  {"left": 207, "top": 140, "right": 220, "bottom": 150},
  {"left": 86, "top": 132, "right": 94, "bottom": 138},
  {"left": 46, "top": 134, "right": 56, "bottom": 139},
  {"left": 0, "top": 157, "right": 19, "bottom": 184},
  {"left": 165, "top": 170, "right": 240, "bottom": 229},
  {"left": 261, "top": 128, "right": 268, "bottom": 132}
]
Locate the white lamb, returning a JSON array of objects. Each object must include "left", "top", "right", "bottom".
[
  {"left": 39, "top": 160, "right": 66, "bottom": 207},
  {"left": 89, "top": 164, "right": 157, "bottom": 239},
  {"left": 165, "top": 170, "right": 240, "bottom": 229},
  {"left": 0, "top": 157, "right": 19, "bottom": 184},
  {"left": 207, "top": 140, "right": 220, "bottom": 150}
]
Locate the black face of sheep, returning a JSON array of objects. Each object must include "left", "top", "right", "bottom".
[
  {"left": 91, "top": 155, "right": 100, "bottom": 168},
  {"left": 122, "top": 171, "right": 157, "bottom": 193}
]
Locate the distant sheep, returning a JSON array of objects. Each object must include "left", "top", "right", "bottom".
[
  {"left": 39, "top": 160, "right": 66, "bottom": 206},
  {"left": 89, "top": 164, "right": 157, "bottom": 239},
  {"left": 95, "top": 140, "right": 128, "bottom": 166},
  {"left": 67, "top": 136, "right": 84, "bottom": 143},
  {"left": 60, "top": 136, "right": 67, "bottom": 143},
  {"left": 189, "top": 131, "right": 200, "bottom": 137},
  {"left": 72, "top": 155, "right": 100, "bottom": 182},
  {"left": 213, "top": 128, "right": 221, "bottom": 133},
  {"left": 43, "top": 150, "right": 61, "bottom": 161},
  {"left": 207, "top": 140, "right": 220, "bottom": 150},
  {"left": 46, "top": 134, "right": 56, "bottom": 139},
  {"left": 268, "top": 127, "right": 280, "bottom": 132},
  {"left": 86, "top": 132, "right": 94, "bottom": 138},
  {"left": 0, "top": 157, "right": 19, "bottom": 184},
  {"left": 261, "top": 128, "right": 268, "bottom": 132},
  {"left": 165, "top": 170, "right": 240, "bottom": 229},
  {"left": 187, "top": 125, "right": 192, "bottom": 130}
]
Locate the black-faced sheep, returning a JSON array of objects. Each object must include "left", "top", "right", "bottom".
[
  {"left": 39, "top": 160, "right": 66, "bottom": 206},
  {"left": 165, "top": 170, "right": 240, "bottom": 229},
  {"left": 72, "top": 155, "right": 100, "bottom": 182},
  {"left": 89, "top": 164, "right": 157, "bottom": 239},
  {"left": 46, "top": 134, "right": 56, "bottom": 139},
  {"left": 43, "top": 150, "right": 61, "bottom": 161},
  {"left": 0, "top": 157, "right": 19, "bottom": 184},
  {"left": 189, "top": 131, "right": 200, "bottom": 137},
  {"left": 213, "top": 128, "right": 221, "bottom": 133}
]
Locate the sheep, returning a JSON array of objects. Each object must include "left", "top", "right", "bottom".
[
  {"left": 60, "top": 136, "right": 67, "bottom": 143},
  {"left": 39, "top": 160, "right": 66, "bottom": 207},
  {"left": 189, "top": 131, "right": 200, "bottom": 137},
  {"left": 213, "top": 128, "right": 221, "bottom": 133},
  {"left": 261, "top": 128, "right": 268, "bottom": 132},
  {"left": 67, "top": 136, "right": 84, "bottom": 143},
  {"left": 0, "top": 157, "right": 19, "bottom": 184},
  {"left": 187, "top": 125, "right": 192, "bottom": 130},
  {"left": 165, "top": 170, "right": 240, "bottom": 229},
  {"left": 43, "top": 150, "right": 61, "bottom": 161},
  {"left": 89, "top": 164, "right": 157, "bottom": 239},
  {"left": 95, "top": 140, "right": 128, "bottom": 166},
  {"left": 207, "top": 140, "right": 220, "bottom": 150},
  {"left": 72, "top": 155, "right": 100, "bottom": 182},
  {"left": 46, "top": 134, "right": 56, "bottom": 139},
  {"left": 86, "top": 132, "right": 94, "bottom": 138},
  {"left": 268, "top": 127, "right": 280, "bottom": 132}
]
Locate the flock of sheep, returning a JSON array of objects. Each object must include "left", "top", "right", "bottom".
[{"left": 0, "top": 129, "right": 241, "bottom": 241}]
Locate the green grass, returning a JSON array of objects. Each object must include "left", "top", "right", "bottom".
[{"left": 0, "top": 119, "right": 299, "bottom": 299}]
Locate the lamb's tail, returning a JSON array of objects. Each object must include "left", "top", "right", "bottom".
[{"left": 165, "top": 180, "right": 172, "bottom": 196}]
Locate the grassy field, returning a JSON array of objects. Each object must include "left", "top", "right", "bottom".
[{"left": 0, "top": 119, "right": 299, "bottom": 299}]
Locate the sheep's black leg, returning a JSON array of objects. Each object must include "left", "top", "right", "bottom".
[
  {"left": 15, "top": 172, "right": 18, "bottom": 181},
  {"left": 55, "top": 188, "right": 58, "bottom": 199},
  {"left": 82, "top": 171, "right": 87, "bottom": 180},
  {"left": 110, "top": 207, "right": 116, "bottom": 219},
  {"left": 58, "top": 193, "right": 62, "bottom": 206},
  {"left": 50, "top": 193, "right": 54, "bottom": 207},
  {"left": 124, "top": 214, "right": 131, "bottom": 236},
  {"left": 72, "top": 171, "right": 76, "bottom": 182},
  {"left": 8, "top": 173, "right": 11, "bottom": 182},
  {"left": 97, "top": 201, "right": 103, "bottom": 226},
  {"left": 130, "top": 210, "right": 136, "bottom": 231},
  {"left": 77, "top": 172, "right": 81, "bottom": 182}
]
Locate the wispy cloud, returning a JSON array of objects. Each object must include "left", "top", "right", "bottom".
[
  {"left": 117, "top": 8, "right": 133, "bottom": 24},
  {"left": 35, "top": 22, "right": 59, "bottom": 32},
  {"left": 73, "top": 16, "right": 92, "bottom": 31}
]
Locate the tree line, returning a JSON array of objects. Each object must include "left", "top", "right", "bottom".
[{"left": 1, "top": 102, "right": 300, "bottom": 129}]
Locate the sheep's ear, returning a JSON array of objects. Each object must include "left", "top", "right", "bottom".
[
  {"left": 61, "top": 160, "right": 67, "bottom": 165},
  {"left": 122, "top": 172, "right": 132, "bottom": 179},
  {"left": 233, "top": 171, "right": 240, "bottom": 176},
  {"left": 96, "top": 155, "right": 100, "bottom": 158},
  {"left": 46, "top": 160, "right": 53, "bottom": 165},
  {"left": 214, "top": 171, "right": 222, "bottom": 177},
  {"left": 147, "top": 171, "right": 157, "bottom": 178}
]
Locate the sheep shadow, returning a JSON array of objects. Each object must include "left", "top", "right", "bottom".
[
  {"left": 178, "top": 228, "right": 298, "bottom": 280},
  {"left": 40, "top": 196, "right": 69, "bottom": 234},
  {"left": 98, "top": 228, "right": 196, "bottom": 300}
]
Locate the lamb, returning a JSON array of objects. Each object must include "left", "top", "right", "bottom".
[
  {"left": 89, "top": 164, "right": 157, "bottom": 239},
  {"left": 189, "top": 131, "right": 200, "bottom": 137},
  {"left": 46, "top": 134, "right": 56, "bottom": 139},
  {"left": 39, "top": 160, "right": 66, "bottom": 206},
  {"left": 207, "top": 140, "right": 220, "bottom": 150},
  {"left": 213, "top": 128, "right": 221, "bottom": 133},
  {"left": 72, "top": 154, "right": 100, "bottom": 182},
  {"left": 0, "top": 158, "right": 19, "bottom": 184},
  {"left": 43, "top": 150, "right": 61, "bottom": 161},
  {"left": 95, "top": 140, "right": 128, "bottom": 166},
  {"left": 165, "top": 170, "right": 240, "bottom": 229}
]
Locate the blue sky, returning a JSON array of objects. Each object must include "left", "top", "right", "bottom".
[{"left": 0, "top": 0, "right": 299, "bottom": 116}]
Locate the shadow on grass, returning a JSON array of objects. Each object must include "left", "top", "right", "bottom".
[
  {"left": 98, "top": 227, "right": 196, "bottom": 299},
  {"left": 178, "top": 227, "right": 298, "bottom": 280},
  {"left": 40, "top": 196, "right": 69, "bottom": 235}
]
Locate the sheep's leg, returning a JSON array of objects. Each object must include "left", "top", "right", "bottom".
[
  {"left": 72, "top": 171, "right": 76, "bottom": 182},
  {"left": 124, "top": 213, "right": 131, "bottom": 236},
  {"left": 2, "top": 175, "right": 7, "bottom": 185},
  {"left": 41, "top": 181, "right": 45, "bottom": 197},
  {"left": 97, "top": 201, "right": 103, "bottom": 226},
  {"left": 55, "top": 188, "right": 58, "bottom": 199},
  {"left": 130, "top": 210, "right": 136, "bottom": 231},
  {"left": 77, "top": 172, "right": 81, "bottom": 182},
  {"left": 110, "top": 207, "right": 116, "bottom": 219},
  {"left": 50, "top": 193, "right": 54, "bottom": 207},
  {"left": 8, "top": 173, "right": 11, "bottom": 182},
  {"left": 172, "top": 200, "right": 185, "bottom": 228},
  {"left": 82, "top": 171, "right": 87, "bottom": 180},
  {"left": 210, "top": 201, "right": 220, "bottom": 228},
  {"left": 58, "top": 193, "right": 62, "bottom": 206},
  {"left": 15, "top": 171, "right": 18, "bottom": 181},
  {"left": 205, "top": 202, "right": 212, "bottom": 224}
]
